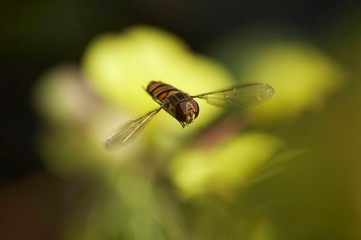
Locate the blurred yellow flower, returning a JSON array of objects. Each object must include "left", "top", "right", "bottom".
[
  {"left": 169, "top": 132, "right": 284, "bottom": 198},
  {"left": 239, "top": 42, "right": 345, "bottom": 123},
  {"left": 82, "top": 25, "right": 236, "bottom": 145}
]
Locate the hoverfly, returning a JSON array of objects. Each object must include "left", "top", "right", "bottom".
[{"left": 105, "top": 81, "right": 274, "bottom": 150}]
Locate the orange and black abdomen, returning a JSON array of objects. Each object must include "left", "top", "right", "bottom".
[
  {"left": 146, "top": 81, "right": 180, "bottom": 104},
  {"left": 146, "top": 81, "right": 200, "bottom": 126}
]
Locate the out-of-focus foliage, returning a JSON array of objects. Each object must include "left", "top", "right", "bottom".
[
  {"left": 31, "top": 24, "right": 361, "bottom": 240},
  {"left": 33, "top": 65, "right": 128, "bottom": 177}
]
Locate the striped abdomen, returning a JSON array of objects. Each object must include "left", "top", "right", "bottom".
[{"left": 146, "top": 81, "right": 199, "bottom": 127}]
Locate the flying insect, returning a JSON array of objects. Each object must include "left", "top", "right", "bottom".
[{"left": 105, "top": 81, "right": 274, "bottom": 149}]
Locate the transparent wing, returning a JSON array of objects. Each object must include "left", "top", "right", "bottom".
[
  {"left": 105, "top": 107, "right": 162, "bottom": 150},
  {"left": 192, "top": 83, "right": 274, "bottom": 107}
]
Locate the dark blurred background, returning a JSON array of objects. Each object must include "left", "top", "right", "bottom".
[{"left": 2, "top": 0, "right": 361, "bottom": 239}]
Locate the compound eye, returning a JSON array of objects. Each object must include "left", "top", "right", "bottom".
[{"left": 175, "top": 100, "right": 199, "bottom": 123}]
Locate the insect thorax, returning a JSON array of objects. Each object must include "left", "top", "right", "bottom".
[
  {"left": 162, "top": 92, "right": 191, "bottom": 114},
  {"left": 164, "top": 93, "right": 199, "bottom": 126}
]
